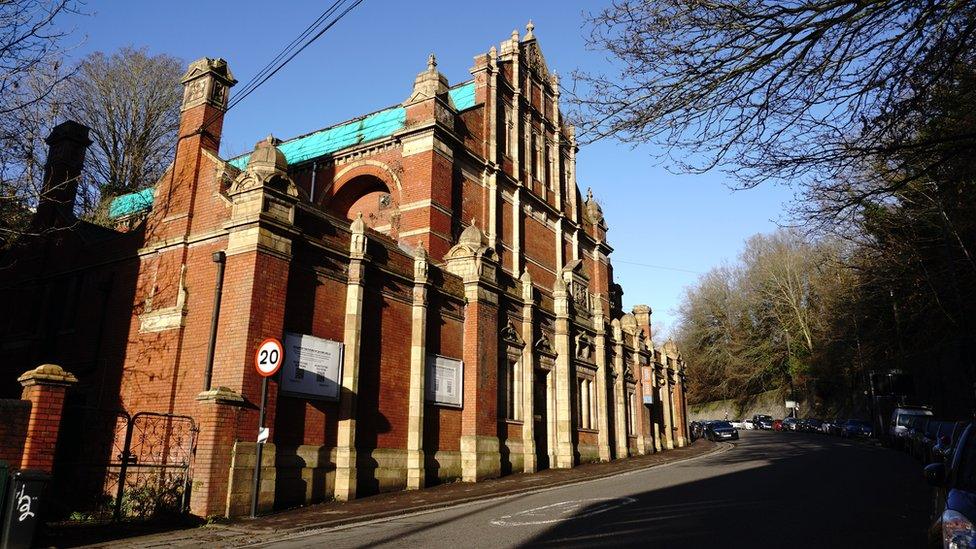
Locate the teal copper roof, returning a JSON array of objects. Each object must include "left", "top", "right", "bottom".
[
  {"left": 449, "top": 81, "right": 476, "bottom": 110},
  {"left": 109, "top": 81, "right": 478, "bottom": 218},
  {"left": 108, "top": 187, "right": 154, "bottom": 219}
]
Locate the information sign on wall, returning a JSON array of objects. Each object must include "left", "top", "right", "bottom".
[
  {"left": 425, "top": 354, "right": 463, "bottom": 407},
  {"left": 280, "top": 332, "right": 343, "bottom": 401}
]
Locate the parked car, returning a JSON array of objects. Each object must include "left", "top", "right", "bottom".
[
  {"left": 772, "top": 419, "right": 784, "bottom": 431},
  {"left": 752, "top": 414, "right": 774, "bottom": 430},
  {"left": 782, "top": 417, "right": 799, "bottom": 431},
  {"left": 932, "top": 422, "right": 969, "bottom": 464},
  {"left": 840, "top": 419, "right": 873, "bottom": 438},
  {"left": 823, "top": 418, "right": 845, "bottom": 436},
  {"left": 924, "top": 422, "right": 976, "bottom": 548},
  {"left": 690, "top": 421, "right": 705, "bottom": 441},
  {"left": 890, "top": 405, "right": 934, "bottom": 448},
  {"left": 906, "top": 415, "right": 935, "bottom": 460},
  {"left": 803, "top": 418, "right": 824, "bottom": 433},
  {"left": 704, "top": 420, "right": 740, "bottom": 442}
]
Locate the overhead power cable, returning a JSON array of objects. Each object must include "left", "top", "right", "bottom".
[
  {"left": 613, "top": 259, "right": 701, "bottom": 275},
  {"left": 199, "top": 0, "right": 367, "bottom": 134}
]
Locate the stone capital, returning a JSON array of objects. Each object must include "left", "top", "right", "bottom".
[
  {"left": 196, "top": 386, "right": 246, "bottom": 405},
  {"left": 18, "top": 364, "right": 78, "bottom": 387}
]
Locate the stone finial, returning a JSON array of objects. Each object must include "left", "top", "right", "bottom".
[
  {"left": 18, "top": 364, "right": 78, "bottom": 387},
  {"left": 489, "top": 45, "right": 497, "bottom": 58},
  {"left": 246, "top": 135, "right": 287, "bottom": 172},
  {"left": 511, "top": 28, "right": 520, "bottom": 42},
  {"left": 553, "top": 274, "right": 567, "bottom": 293},
  {"left": 632, "top": 304, "right": 652, "bottom": 316},
  {"left": 350, "top": 212, "right": 367, "bottom": 258},
  {"left": 521, "top": 269, "right": 533, "bottom": 301},
  {"left": 413, "top": 242, "right": 429, "bottom": 281},
  {"left": 458, "top": 218, "right": 484, "bottom": 248},
  {"left": 611, "top": 318, "right": 623, "bottom": 342},
  {"left": 525, "top": 20, "right": 535, "bottom": 40},
  {"left": 404, "top": 51, "right": 450, "bottom": 106}
]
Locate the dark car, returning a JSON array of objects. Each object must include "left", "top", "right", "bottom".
[
  {"left": 804, "top": 418, "right": 824, "bottom": 433},
  {"left": 705, "top": 420, "right": 740, "bottom": 442},
  {"left": 782, "top": 417, "right": 799, "bottom": 431},
  {"left": 690, "top": 421, "right": 705, "bottom": 442},
  {"left": 824, "top": 418, "right": 845, "bottom": 436},
  {"left": 752, "top": 414, "right": 774, "bottom": 430},
  {"left": 841, "top": 419, "right": 873, "bottom": 438},
  {"left": 925, "top": 422, "right": 976, "bottom": 548}
]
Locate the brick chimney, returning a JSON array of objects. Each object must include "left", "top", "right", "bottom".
[
  {"left": 151, "top": 57, "right": 236, "bottom": 241},
  {"left": 33, "top": 120, "right": 91, "bottom": 229}
]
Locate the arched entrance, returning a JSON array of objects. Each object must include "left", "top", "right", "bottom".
[{"left": 327, "top": 174, "right": 400, "bottom": 236}]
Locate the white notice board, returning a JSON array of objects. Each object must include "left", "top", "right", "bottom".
[
  {"left": 425, "top": 354, "right": 463, "bottom": 408},
  {"left": 280, "top": 332, "right": 343, "bottom": 401}
]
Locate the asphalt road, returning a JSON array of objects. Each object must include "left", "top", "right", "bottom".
[{"left": 252, "top": 431, "right": 931, "bottom": 549}]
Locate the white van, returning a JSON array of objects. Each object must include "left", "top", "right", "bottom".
[{"left": 889, "top": 406, "right": 934, "bottom": 444}]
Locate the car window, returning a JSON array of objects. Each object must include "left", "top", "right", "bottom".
[
  {"left": 897, "top": 412, "right": 930, "bottom": 426},
  {"left": 954, "top": 428, "right": 976, "bottom": 491}
]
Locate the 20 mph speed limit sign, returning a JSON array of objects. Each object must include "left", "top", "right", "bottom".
[{"left": 255, "top": 338, "right": 283, "bottom": 377}]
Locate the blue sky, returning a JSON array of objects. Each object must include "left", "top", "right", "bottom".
[{"left": 63, "top": 0, "right": 794, "bottom": 336}]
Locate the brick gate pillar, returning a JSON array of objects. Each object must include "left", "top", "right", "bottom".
[
  {"left": 191, "top": 387, "right": 244, "bottom": 517},
  {"left": 335, "top": 215, "right": 368, "bottom": 501},
  {"left": 444, "top": 222, "right": 501, "bottom": 482},
  {"left": 406, "top": 244, "right": 429, "bottom": 490},
  {"left": 17, "top": 364, "right": 77, "bottom": 472}
]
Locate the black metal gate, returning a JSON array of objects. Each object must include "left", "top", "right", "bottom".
[{"left": 52, "top": 407, "right": 198, "bottom": 522}]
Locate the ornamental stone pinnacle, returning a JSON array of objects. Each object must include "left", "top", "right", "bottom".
[{"left": 525, "top": 20, "right": 535, "bottom": 40}]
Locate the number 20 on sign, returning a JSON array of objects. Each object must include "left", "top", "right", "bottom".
[{"left": 255, "top": 338, "right": 283, "bottom": 377}]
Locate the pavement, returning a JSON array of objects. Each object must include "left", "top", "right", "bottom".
[
  {"left": 49, "top": 431, "right": 933, "bottom": 548},
  {"left": 46, "top": 439, "right": 717, "bottom": 548}
]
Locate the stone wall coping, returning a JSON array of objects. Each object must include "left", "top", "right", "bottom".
[
  {"left": 196, "top": 386, "right": 246, "bottom": 405},
  {"left": 17, "top": 364, "right": 78, "bottom": 387}
]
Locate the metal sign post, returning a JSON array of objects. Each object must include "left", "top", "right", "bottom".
[{"left": 251, "top": 338, "right": 282, "bottom": 518}]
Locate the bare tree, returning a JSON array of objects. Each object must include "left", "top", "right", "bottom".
[
  {"left": 63, "top": 46, "right": 182, "bottom": 201},
  {"left": 0, "top": 0, "right": 79, "bottom": 248},
  {"left": 574, "top": 0, "right": 976, "bottom": 221}
]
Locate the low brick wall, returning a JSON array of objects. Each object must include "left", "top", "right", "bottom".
[{"left": 0, "top": 399, "right": 31, "bottom": 468}]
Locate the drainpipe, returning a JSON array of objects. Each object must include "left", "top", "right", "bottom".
[{"left": 203, "top": 250, "right": 226, "bottom": 391}]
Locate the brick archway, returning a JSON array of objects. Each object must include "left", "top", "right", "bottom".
[{"left": 326, "top": 162, "right": 402, "bottom": 236}]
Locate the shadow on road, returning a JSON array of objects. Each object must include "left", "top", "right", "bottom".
[{"left": 520, "top": 432, "right": 930, "bottom": 549}]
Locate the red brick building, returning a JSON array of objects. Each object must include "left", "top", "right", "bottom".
[{"left": 0, "top": 25, "right": 690, "bottom": 518}]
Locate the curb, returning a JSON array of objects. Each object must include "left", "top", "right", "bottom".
[{"left": 236, "top": 441, "right": 730, "bottom": 543}]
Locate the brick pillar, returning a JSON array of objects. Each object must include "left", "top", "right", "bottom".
[
  {"left": 406, "top": 245, "right": 429, "bottom": 490},
  {"left": 210, "top": 136, "right": 297, "bottom": 516},
  {"left": 190, "top": 387, "right": 244, "bottom": 517},
  {"left": 552, "top": 277, "right": 575, "bottom": 469},
  {"left": 335, "top": 215, "right": 368, "bottom": 501},
  {"left": 520, "top": 270, "right": 537, "bottom": 473},
  {"left": 445, "top": 222, "right": 501, "bottom": 482},
  {"left": 17, "top": 364, "right": 77, "bottom": 472}
]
